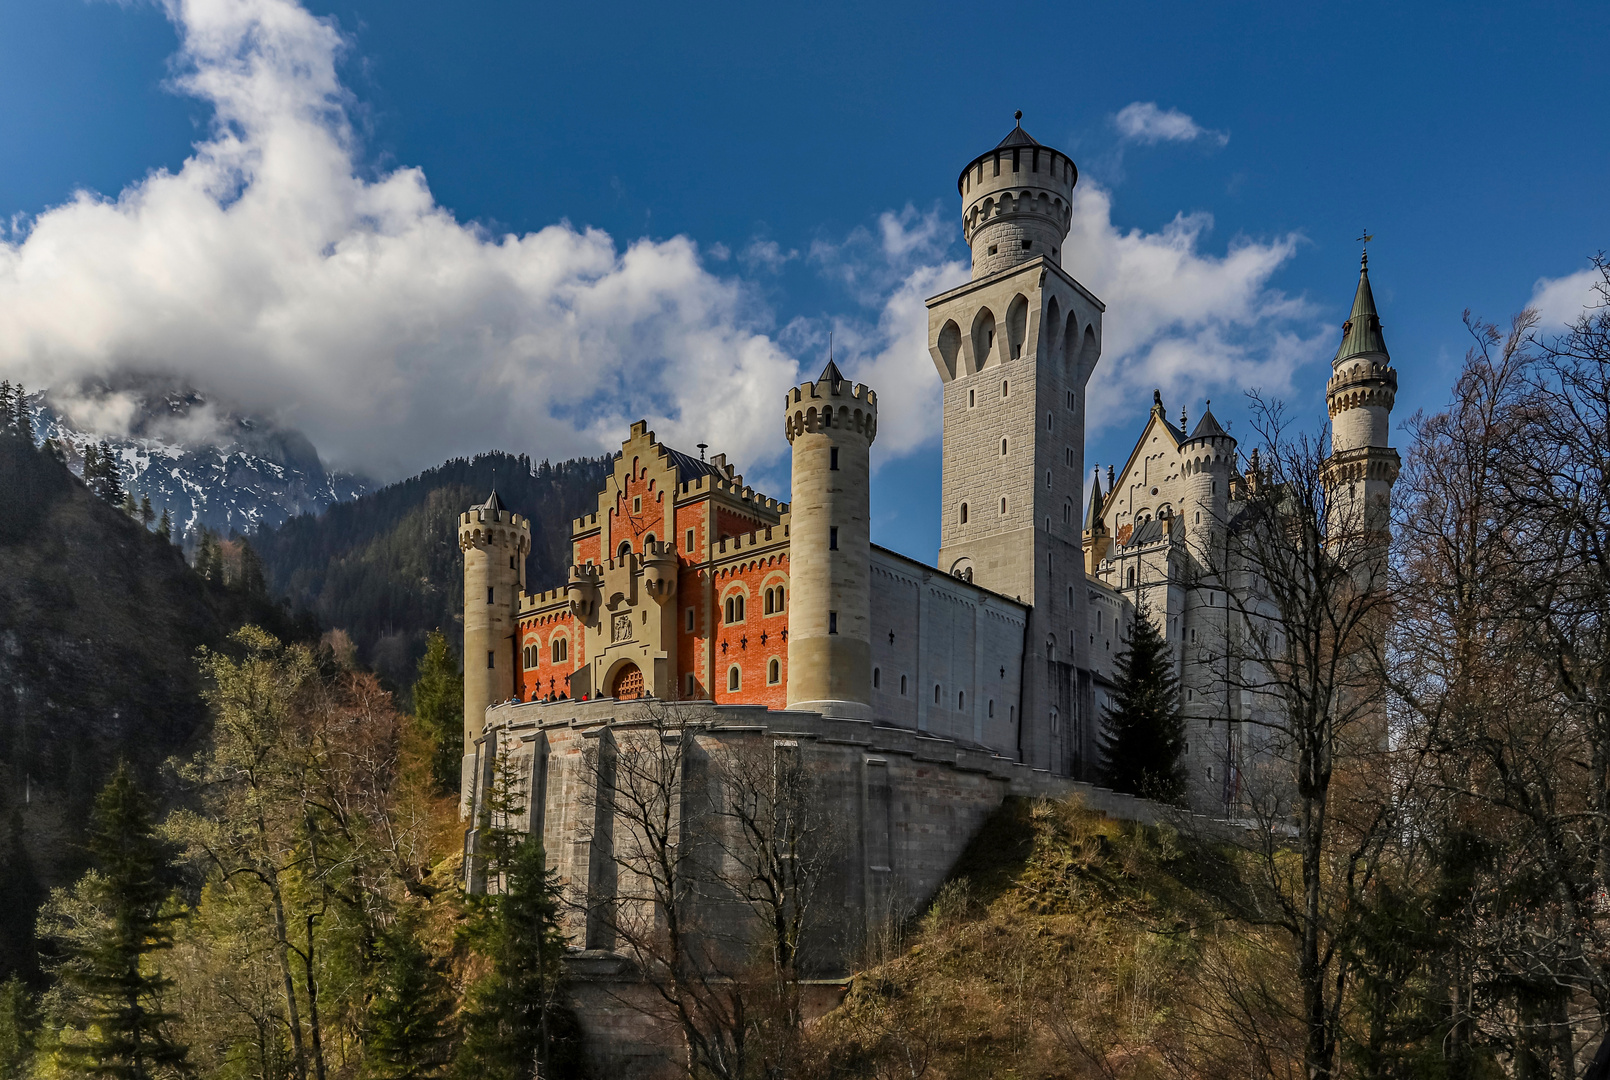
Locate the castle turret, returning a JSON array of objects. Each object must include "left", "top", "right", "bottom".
[
  {"left": 1082, "top": 467, "right": 1109, "bottom": 574},
  {"left": 959, "top": 111, "right": 1078, "bottom": 279},
  {"left": 1324, "top": 251, "right": 1400, "bottom": 547},
  {"left": 784, "top": 360, "right": 877, "bottom": 719},
  {"left": 458, "top": 491, "right": 530, "bottom": 806},
  {"left": 1181, "top": 403, "right": 1235, "bottom": 542}
]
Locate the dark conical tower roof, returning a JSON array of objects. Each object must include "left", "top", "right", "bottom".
[
  {"left": 1084, "top": 469, "right": 1105, "bottom": 532},
  {"left": 481, "top": 489, "right": 505, "bottom": 513},
  {"left": 1336, "top": 252, "right": 1389, "bottom": 363},
  {"left": 995, "top": 111, "right": 1041, "bottom": 149},
  {"left": 818, "top": 358, "right": 845, "bottom": 384},
  {"left": 1190, "top": 405, "right": 1229, "bottom": 439}
]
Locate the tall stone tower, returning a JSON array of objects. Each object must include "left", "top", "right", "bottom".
[
  {"left": 458, "top": 491, "right": 529, "bottom": 802},
  {"left": 785, "top": 360, "right": 878, "bottom": 719},
  {"left": 926, "top": 114, "right": 1104, "bottom": 774},
  {"left": 1324, "top": 251, "right": 1399, "bottom": 551}
]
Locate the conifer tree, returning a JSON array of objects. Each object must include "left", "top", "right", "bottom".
[
  {"left": 156, "top": 508, "right": 172, "bottom": 541},
  {"left": 1098, "top": 607, "right": 1188, "bottom": 804},
  {"left": 454, "top": 837, "right": 573, "bottom": 1080},
  {"left": 120, "top": 492, "right": 139, "bottom": 520},
  {"left": 236, "top": 539, "right": 266, "bottom": 597},
  {"left": 94, "top": 441, "right": 125, "bottom": 505},
  {"left": 0, "top": 975, "right": 38, "bottom": 1080},
  {"left": 139, "top": 496, "right": 155, "bottom": 530},
  {"left": 60, "top": 763, "right": 188, "bottom": 1079},
  {"left": 364, "top": 919, "right": 452, "bottom": 1080},
  {"left": 411, "top": 632, "right": 463, "bottom": 794}
]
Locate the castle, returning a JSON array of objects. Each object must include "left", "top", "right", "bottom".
[{"left": 456, "top": 117, "right": 1397, "bottom": 1069}]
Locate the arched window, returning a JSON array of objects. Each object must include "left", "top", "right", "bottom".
[
  {"left": 988, "top": 699, "right": 995, "bottom": 718},
  {"left": 764, "top": 588, "right": 774, "bottom": 614},
  {"left": 767, "top": 658, "right": 781, "bottom": 685},
  {"left": 1126, "top": 567, "right": 1136, "bottom": 587},
  {"left": 1000, "top": 437, "right": 1008, "bottom": 456},
  {"left": 1001, "top": 379, "right": 1009, "bottom": 398},
  {"left": 552, "top": 637, "right": 568, "bottom": 663},
  {"left": 617, "top": 540, "right": 631, "bottom": 560},
  {"left": 934, "top": 684, "right": 941, "bottom": 704},
  {"left": 958, "top": 690, "right": 965, "bottom": 709},
  {"left": 900, "top": 674, "right": 907, "bottom": 695},
  {"left": 774, "top": 587, "right": 784, "bottom": 612},
  {"left": 644, "top": 533, "right": 655, "bottom": 548},
  {"left": 728, "top": 665, "right": 741, "bottom": 691},
  {"left": 725, "top": 594, "right": 746, "bottom": 623},
  {"left": 959, "top": 502, "right": 968, "bottom": 525},
  {"left": 1050, "top": 707, "right": 1060, "bottom": 732},
  {"left": 1000, "top": 497, "right": 1008, "bottom": 515},
  {"left": 873, "top": 667, "right": 881, "bottom": 689}
]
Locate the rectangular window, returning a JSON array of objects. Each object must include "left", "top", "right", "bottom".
[
  {"left": 686, "top": 528, "right": 695, "bottom": 552},
  {"left": 487, "top": 651, "right": 495, "bottom": 669},
  {"left": 686, "top": 673, "right": 697, "bottom": 697},
  {"left": 828, "top": 611, "right": 838, "bottom": 635},
  {"left": 829, "top": 526, "right": 838, "bottom": 550},
  {"left": 685, "top": 607, "right": 695, "bottom": 632},
  {"left": 487, "top": 587, "right": 494, "bottom": 604},
  {"left": 830, "top": 447, "right": 839, "bottom": 471}
]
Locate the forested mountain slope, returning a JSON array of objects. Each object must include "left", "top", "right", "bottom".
[
  {"left": 253, "top": 451, "right": 611, "bottom": 695},
  {"left": 0, "top": 434, "right": 301, "bottom": 979}
]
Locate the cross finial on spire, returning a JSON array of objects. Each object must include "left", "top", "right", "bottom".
[
  {"left": 1356, "top": 229, "right": 1374, "bottom": 270},
  {"left": 1180, "top": 403, "right": 1187, "bottom": 430}
]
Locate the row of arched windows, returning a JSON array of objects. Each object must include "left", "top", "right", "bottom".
[
  {"left": 723, "top": 658, "right": 783, "bottom": 692},
  {"left": 723, "top": 585, "right": 786, "bottom": 624},
  {"left": 521, "top": 636, "right": 569, "bottom": 669}
]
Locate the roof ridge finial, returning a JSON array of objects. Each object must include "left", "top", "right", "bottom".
[
  {"left": 1014, "top": 109, "right": 1023, "bottom": 125},
  {"left": 1356, "top": 228, "right": 1374, "bottom": 272}
]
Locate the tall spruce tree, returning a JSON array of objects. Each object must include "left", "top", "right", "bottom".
[
  {"left": 454, "top": 838, "right": 575, "bottom": 1080},
  {"left": 364, "top": 919, "right": 452, "bottom": 1080},
  {"left": 62, "top": 763, "right": 188, "bottom": 1079},
  {"left": 156, "top": 508, "right": 172, "bottom": 541},
  {"left": 411, "top": 632, "right": 463, "bottom": 794},
  {"left": 1098, "top": 607, "right": 1188, "bottom": 804}
]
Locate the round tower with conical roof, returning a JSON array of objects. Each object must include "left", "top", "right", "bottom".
[
  {"left": 959, "top": 111, "right": 1078, "bottom": 279},
  {"left": 458, "top": 490, "right": 530, "bottom": 804},
  {"left": 1324, "top": 252, "right": 1400, "bottom": 546},
  {"left": 784, "top": 360, "right": 878, "bottom": 718}
]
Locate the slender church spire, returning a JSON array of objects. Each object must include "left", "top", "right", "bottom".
[{"left": 1336, "top": 250, "right": 1389, "bottom": 364}]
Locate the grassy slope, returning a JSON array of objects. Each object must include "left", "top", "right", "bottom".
[{"left": 811, "top": 797, "right": 1273, "bottom": 1080}]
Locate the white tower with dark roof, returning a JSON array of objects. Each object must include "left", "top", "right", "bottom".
[
  {"left": 925, "top": 114, "right": 1104, "bottom": 775},
  {"left": 1324, "top": 251, "right": 1400, "bottom": 551}
]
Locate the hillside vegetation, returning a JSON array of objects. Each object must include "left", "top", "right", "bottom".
[
  {"left": 0, "top": 435, "right": 303, "bottom": 979},
  {"left": 803, "top": 798, "right": 1290, "bottom": 1080},
  {"left": 253, "top": 451, "right": 609, "bottom": 694}
]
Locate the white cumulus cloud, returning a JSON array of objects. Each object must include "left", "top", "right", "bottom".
[
  {"left": 0, "top": 0, "right": 802, "bottom": 480},
  {"left": 0, "top": 0, "right": 1316, "bottom": 495},
  {"left": 1114, "top": 102, "right": 1229, "bottom": 147},
  {"left": 1529, "top": 263, "right": 1606, "bottom": 328}
]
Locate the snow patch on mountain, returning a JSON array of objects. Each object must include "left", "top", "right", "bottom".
[{"left": 30, "top": 379, "right": 369, "bottom": 537}]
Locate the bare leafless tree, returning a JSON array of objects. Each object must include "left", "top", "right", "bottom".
[
  {"left": 1189, "top": 395, "right": 1402, "bottom": 1080},
  {"left": 575, "top": 702, "right": 842, "bottom": 1079}
]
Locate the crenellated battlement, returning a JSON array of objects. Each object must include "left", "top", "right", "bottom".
[{"left": 783, "top": 378, "right": 879, "bottom": 445}]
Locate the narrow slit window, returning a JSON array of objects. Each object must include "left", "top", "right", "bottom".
[
  {"left": 829, "top": 526, "right": 839, "bottom": 550},
  {"left": 828, "top": 611, "right": 838, "bottom": 635},
  {"left": 830, "top": 447, "right": 839, "bottom": 471}
]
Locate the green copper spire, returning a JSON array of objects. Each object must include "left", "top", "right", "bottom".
[{"left": 1335, "top": 250, "right": 1389, "bottom": 364}]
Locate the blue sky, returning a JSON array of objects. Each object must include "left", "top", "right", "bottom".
[{"left": 1, "top": 0, "right": 1604, "bottom": 561}]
